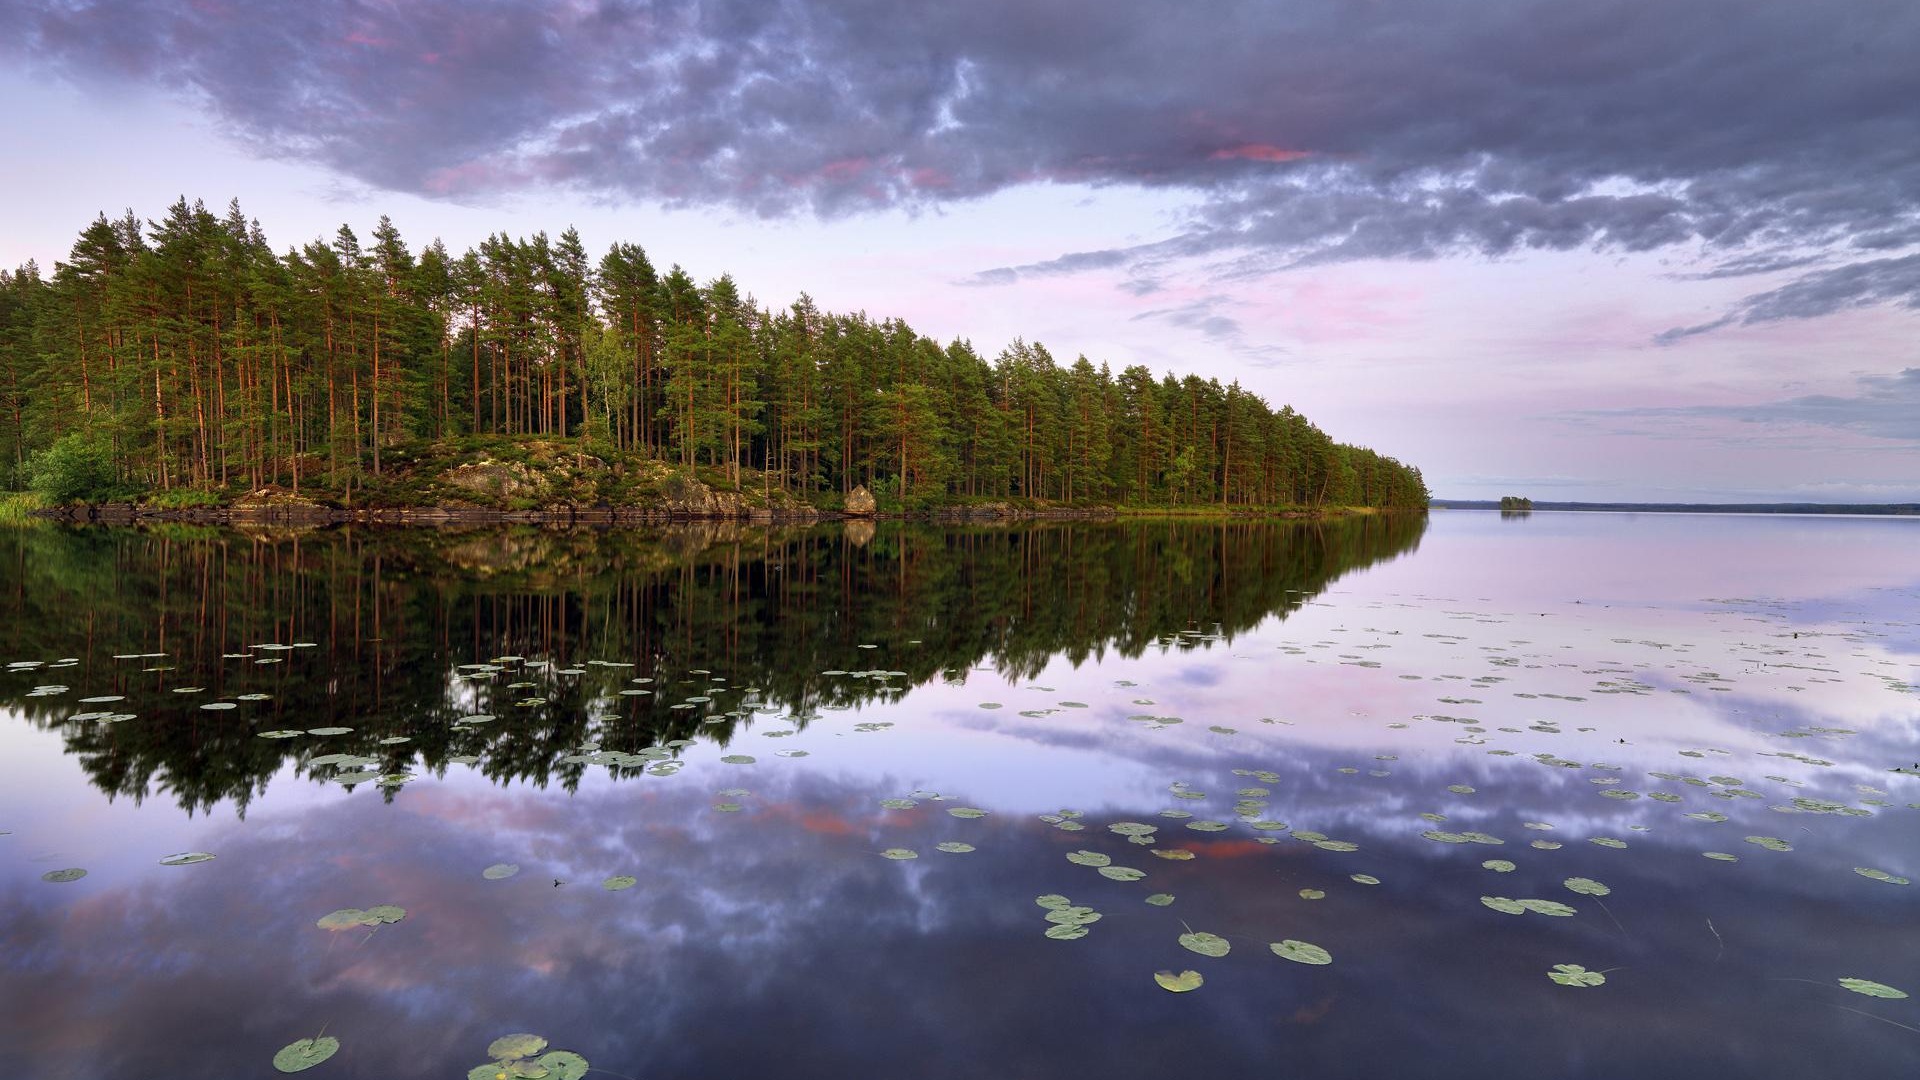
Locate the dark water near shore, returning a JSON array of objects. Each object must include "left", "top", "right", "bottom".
[{"left": 1, "top": 512, "right": 1916, "bottom": 1079}]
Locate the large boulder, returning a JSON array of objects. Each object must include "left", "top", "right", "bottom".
[{"left": 844, "top": 484, "right": 877, "bottom": 516}]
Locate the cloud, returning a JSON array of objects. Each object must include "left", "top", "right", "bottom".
[
  {"left": 7, "top": 0, "right": 1920, "bottom": 328},
  {"left": 1571, "top": 367, "right": 1920, "bottom": 443}
]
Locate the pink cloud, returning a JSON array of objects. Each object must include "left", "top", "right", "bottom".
[{"left": 1210, "top": 143, "right": 1313, "bottom": 163}]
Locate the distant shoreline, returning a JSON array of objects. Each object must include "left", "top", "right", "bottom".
[{"left": 1431, "top": 500, "right": 1919, "bottom": 516}]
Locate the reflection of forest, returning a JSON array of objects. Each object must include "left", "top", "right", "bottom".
[{"left": 0, "top": 516, "right": 1425, "bottom": 815}]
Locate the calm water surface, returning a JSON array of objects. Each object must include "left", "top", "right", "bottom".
[{"left": 1, "top": 512, "right": 1916, "bottom": 1079}]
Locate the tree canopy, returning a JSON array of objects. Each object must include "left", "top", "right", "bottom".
[{"left": 0, "top": 199, "right": 1427, "bottom": 509}]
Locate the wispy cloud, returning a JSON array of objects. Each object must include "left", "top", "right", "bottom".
[{"left": 1567, "top": 368, "right": 1920, "bottom": 443}]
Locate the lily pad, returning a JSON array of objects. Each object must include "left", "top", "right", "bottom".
[
  {"left": 935, "top": 842, "right": 976, "bottom": 854},
  {"left": 1563, "top": 877, "right": 1611, "bottom": 897},
  {"left": 41, "top": 868, "right": 86, "bottom": 883},
  {"left": 879, "top": 848, "right": 919, "bottom": 860},
  {"left": 1702, "top": 851, "right": 1739, "bottom": 862},
  {"left": 1035, "top": 894, "right": 1072, "bottom": 910},
  {"left": 1745, "top": 836, "right": 1792, "bottom": 851},
  {"left": 159, "top": 852, "right": 215, "bottom": 866},
  {"left": 487, "top": 1034, "right": 549, "bottom": 1061},
  {"left": 1518, "top": 898, "right": 1578, "bottom": 916},
  {"left": 1270, "top": 939, "right": 1333, "bottom": 965},
  {"left": 1839, "top": 977, "right": 1909, "bottom": 999},
  {"left": 1066, "top": 850, "right": 1111, "bottom": 867},
  {"left": 1298, "top": 888, "right": 1326, "bottom": 900},
  {"left": 1151, "top": 848, "right": 1196, "bottom": 861},
  {"left": 1482, "top": 859, "right": 1517, "bottom": 872},
  {"left": 719, "top": 755, "right": 755, "bottom": 764},
  {"left": 1853, "top": 867, "right": 1910, "bottom": 885},
  {"left": 1350, "top": 873, "right": 1381, "bottom": 885},
  {"left": 1548, "top": 963, "right": 1606, "bottom": 987},
  {"left": 603, "top": 876, "right": 638, "bottom": 891},
  {"left": 534, "top": 1051, "right": 590, "bottom": 1080},
  {"left": 946, "top": 807, "right": 988, "bottom": 819},
  {"left": 1154, "top": 969, "right": 1205, "bottom": 992},
  {"left": 1098, "top": 865, "right": 1147, "bottom": 882},
  {"left": 878, "top": 798, "right": 917, "bottom": 810},
  {"left": 482, "top": 863, "right": 521, "bottom": 880},
  {"left": 273, "top": 1036, "right": 340, "bottom": 1073},
  {"left": 1146, "top": 893, "right": 1176, "bottom": 906},
  {"left": 1179, "top": 931, "right": 1232, "bottom": 957},
  {"left": 1480, "top": 896, "right": 1527, "bottom": 914},
  {"left": 1044, "top": 906, "right": 1102, "bottom": 926},
  {"left": 1045, "top": 923, "right": 1090, "bottom": 940}
]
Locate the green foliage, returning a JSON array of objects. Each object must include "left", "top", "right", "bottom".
[
  {"left": 0, "top": 199, "right": 1429, "bottom": 510},
  {"left": 0, "top": 490, "right": 47, "bottom": 524},
  {"left": 26, "top": 430, "right": 128, "bottom": 503}
]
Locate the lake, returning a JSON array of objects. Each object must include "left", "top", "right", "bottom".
[{"left": 1, "top": 511, "right": 1916, "bottom": 1079}]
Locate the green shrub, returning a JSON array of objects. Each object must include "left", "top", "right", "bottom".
[{"left": 26, "top": 432, "right": 130, "bottom": 504}]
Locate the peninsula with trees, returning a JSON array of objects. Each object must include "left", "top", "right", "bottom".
[{"left": 0, "top": 199, "right": 1427, "bottom": 522}]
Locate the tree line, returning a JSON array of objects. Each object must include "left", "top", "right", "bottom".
[{"left": 0, "top": 198, "right": 1428, "bottom": 509}]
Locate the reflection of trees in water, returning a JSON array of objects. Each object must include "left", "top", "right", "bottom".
[{"left": 0, "top": 516, "right": 1426, "bottom": 815}]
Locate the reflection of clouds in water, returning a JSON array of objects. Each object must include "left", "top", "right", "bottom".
[{"left": 4, "top": 757, "right": 1917, "bottom": 1079}]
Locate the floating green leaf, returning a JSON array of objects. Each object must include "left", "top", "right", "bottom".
[
  {"left": 1853, "top": 867, "right": 1910, "bottom": 885},
  {"left": 1098, "top": 865, "right": 1147, "bottom": 882},
  {"left": 1589, "top": 837, "right": 1628, "bottom": 849},
  {"left": 1044, "top": 906, "right": 1102, "bottom": 926},
  {"left": 1109, "top": 822, "right": 1158, "bottom": 837},
  {"left": 1045, "top": 923, "right": 1089, "bottom": 940},
  {"left": 364, "top": 904, "right": 406, "bottom": 924},
  {"left": 273, "top": 1036, "right": 340, "bottom": 1073},
  {"left": 1518, "top": 898, "right": 1577, "bottom": 916},
  {"left": 719, "top": 755, "right": 755, "bottom": 764},
  {"left": 487, "top": 1034, "right": 549, "bottom": 1061},
  {"left": 159, "top": 852, "right": 215, "bottom": 866},
  {"left": 712, "top": 803, "right": 743, "bottom": 812},
  {"left": 1315, "top": 840, "right": 1360, "bottom": 852},
  {"left": 41, "top": 868, "right": 86, "bottom": 883},
  {"left": 947, "top": 807, "right": 988, "bottom": 819},
  {"left": 1745, "top": 836, "right": 1792, "bottom": 851},
  {"left": 879, "top": 848, "right": 919, "bottom": 860},
  {"left": 1564, "top": 877, "right": 1611, "bottom": 897},
  {"left": 1480, "top": 896, "right": 1527, "bottom": 914},
  {"left": 482, "top": 863, "right": 520, "bottom": 880},
  {"left": 1035, "top": 894, "right": 1072, "bottom": 910},
  {"left": 1350, "top": 873, "right": 1381, "bottom": 885},
  {"left": 534, "top": 1051, "right": 589, "bottom": 1080},
  {"left": 1299, "top": 888, "right": 1326, "bottom": 900},
  {"left": 878, "top": 798, "right": 917, "bottom": 810},
  {"left": 603, "top": 876, "right": 637, "bottom": 891},
  {"left": 1146, "top": 893, "right": 1175, "bottom": 906},
  {"left": 1548, "top": 964, "right": 1606, "bottom": 987},
  {"left": 1839, "top": 977, "right": 1908, "bottom": 999},
  {"left": 1154, "top": 969, "right": 1204, "bottom": 992},
  {"left": 1482, "top": 859, "right": 1517, "bottom": 873},
  {"left": 1270, "top": 939, "right": 1333, "bottom": 965},
  {"left": 935, "top": 842, "right": 976, "bottom": 854},
  {"left": 1702, "top": 851, "right": 1739, "bottom": 862},
  {"left": 1179, "top": 931, "right": 1231, "bottom": 957},
  {"left": 1066, "top": 850, "right": 1111, "bottom": 867},
  {"left": 1151, "top": 848, "right": 1196, "bottom": 861}
]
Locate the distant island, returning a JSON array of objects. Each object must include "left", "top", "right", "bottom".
[
  {"left": 0, "top": 198, "right": 1427, "bottom": 522},
  {"left": 1498, "top": 495, "right": 1534, "bottom": 512},
  {"left": 1433, "top": 500, "right": 1918, "bottom": 516}
]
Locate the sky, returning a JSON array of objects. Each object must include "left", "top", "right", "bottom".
[{"left": 1, "top": 0, "right": 1917, "bottom": 502}]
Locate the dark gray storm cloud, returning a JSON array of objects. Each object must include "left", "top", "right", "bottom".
[{"left": 7, "top": 0, "right": 1919, "bottom": 328}]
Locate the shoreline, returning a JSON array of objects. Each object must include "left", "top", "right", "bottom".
[{"left": 29, "top": 500, "right": 1400, "bottom": 528}]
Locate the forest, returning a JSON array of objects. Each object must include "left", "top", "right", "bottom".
[{"left": 0, "top": 198, "right": 1428, "bottom": 511}]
